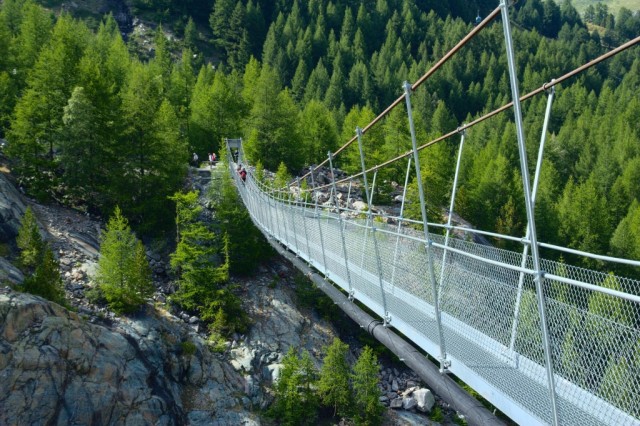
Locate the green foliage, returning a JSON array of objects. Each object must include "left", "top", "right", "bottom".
[
  {"left": 272, "top": 346, "right": 318, "bottom": 425},
  {"left": 274, "top": 161, "right": 291, "bottom": 189},
  {"left": 318, "top": 338, "right": 351, "bottom": 418},
  {"left": 170, "top": 190, "right": 250, "bottom": 336},
  {"left": 21, "top": 242, "right": 65, "bottom": 305},
  {"left": 95, "top": 207, "right": 153, "bottom": 314},
  {"left": 208, "top": 165, "right": 272, "bottom": 275},
  {"left": 293, "top": 273, "right": 342, "bottom": 321},
  {"left": 429, "top": 406, "right": 444, "bottom": 422},
  {"left": 180, "top": 340, "right": 197, "bottom": 356},
  {"left": 170, "top": 190, "right": 224, "bottom": 306},
  {"left": 352, "top": 346, "right": 384, "bottom": 426},
  {"left": 17, "top": 206, "right": 44, "bottom": 270}
]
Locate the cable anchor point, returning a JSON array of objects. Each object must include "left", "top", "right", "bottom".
[
  {"left": 439, "top": 358, "right": 452, "bottom": 373},
  {"left": 383, "top": 313, "right": 392, "bottom": 327}
]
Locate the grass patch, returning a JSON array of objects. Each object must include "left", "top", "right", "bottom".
[
  {"left": 0, "top": 243, "right": 11, "bottom": 257},
  {"left": 429, "top": 406, "right": 444, "bottom": 422},
  {"left": 180, "top": 340, "right": 197, "bottom": 356},
  {"left": 572, "top": 0, "right": 640, "bottom": 15}
]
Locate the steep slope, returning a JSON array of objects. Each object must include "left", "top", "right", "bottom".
[{"left": 0, "top": 289, "right": 258, "bottom": 425}]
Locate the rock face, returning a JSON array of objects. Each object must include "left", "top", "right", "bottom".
[
  {"left": 227, "top": 264, "right": 340, "bottom": 408},
  {"left": 0, "top": 172, "right": 26, "bottom": 244},
  {"left": 0, "top": 290, "right": 258, "bottom": 426}
]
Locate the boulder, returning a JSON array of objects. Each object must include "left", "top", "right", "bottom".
[
  {"left": 352, "top": 200, "right": 368, "bottom": 211},
  {"left": 402, "top": 397, "right": 417, "bottom": 410},
  {"left": 389, "top": 398, "right": 403, "bottom": 409},
  {"left": 413, "top": 388, "right": 436, "bottom": 413}
]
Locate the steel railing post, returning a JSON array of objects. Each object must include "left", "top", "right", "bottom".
[
  {"left": 297, "top": 177, "right": 312, "bottom": 260},
  {"left": 310, "top": 166, "right": 329, "bottom": 275},
  {"left": 390, "top": 158, "right": 412, "bottom": 291},
  {"left": 278, "top": 187, "right": 292, "bottom": 249},
  {"left": 509, "top": 85, "right": 556, "bottom": 358},
  {"left": 440, "top": 130, "right": 466, "bottom": 288},
  {"left": 500, "top": 1, "right": 559, "bottom": 423},
  {"left": 356, "top": 127, "right": 391, "bottom": 325},
  {"left": 403, "top": 81, "right": 448, "bottom": 372},
  {"left": 270, "top": 187, "right": 280, "bottom": 239},
  {"left": 360, "top": 169, "right": 378, "bottom": 271},
  {"left": 287, "top": 187, "right": 300, "bottom": 255},
  {"left": 329, "top": 151, "right": 355, "bottom": 299}
]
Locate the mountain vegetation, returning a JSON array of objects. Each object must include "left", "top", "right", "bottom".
[
  {"left": 271, "top": 340, "right": 384, "bottom": 426},
  {"left": 16, "top": 206, "right": 65, "bottom": 305},
  {"left": 95, "top": 206, "right": 154, "bottom": 314},
  {"left": 1, "top": 0, "right": 639, "bottom": 419},
  {"left": 1, "top": 0, "right": 638, "bottom": 275}
]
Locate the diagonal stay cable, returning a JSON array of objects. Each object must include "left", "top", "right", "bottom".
[
  {"left": 296, "top": 6, "right": 502, "bottom": 184},
  {"left": 305, "top": 34, "right": 640, "bottom": 192}
]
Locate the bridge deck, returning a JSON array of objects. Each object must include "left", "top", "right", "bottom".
[{"left": 242, "top": 192, "right": 639, "bottom": 425}]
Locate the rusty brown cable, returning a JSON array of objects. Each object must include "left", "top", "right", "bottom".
[
  {"left": 296, "top": 6, "right": 502, "bottom": 183},
  {"left": 306, "top": 35, "right": 640, "bottom": 192}
]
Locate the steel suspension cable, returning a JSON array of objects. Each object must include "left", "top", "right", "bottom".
[{"left": 304, "top": 35, "right": 640, "bottom": 192}]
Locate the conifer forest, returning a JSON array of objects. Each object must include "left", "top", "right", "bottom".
[{"left": 1, "top": 0, "right": 638, "bottom": 277}]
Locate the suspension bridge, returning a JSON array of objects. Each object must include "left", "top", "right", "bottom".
[{"left": 225, "top": 2, "right": 640, "bottom": 425}]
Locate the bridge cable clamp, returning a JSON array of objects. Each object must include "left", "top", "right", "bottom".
[
  {"left": 439, "top": 358, "right": 452, "bottom": 372},
  {"left": 543, "top": 79, "right": 556, "bottom": 95},
  {"left": 348, "top": 290, "right": 355, "bottom": 301},
  {"left": 383, "top": 313, "right": 392, "bottom": 327}
]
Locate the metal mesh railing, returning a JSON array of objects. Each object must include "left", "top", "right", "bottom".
[
  {"left": 227, "top": 161, "right": 640, "bottom": 425},
  {"left": 222, "top": 3, "right": 640, "bottom": 424}
]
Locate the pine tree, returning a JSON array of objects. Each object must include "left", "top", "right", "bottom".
[
  {"left": 352, "top": 346, "right": 384, "bottom": 426},
  {"left": 8, "top": 14, "right": 90, "bottom": 199},
  {"left": 61, "top": 86, "right": 102, "bottom": 206},
  {"left": 273, "top": 347, "right": 304, "bottom": 425},
  {"left": 318, "top": 338, "right": 351, "bottom": 418},
  {"left": 17, "top": 206, "right": 44, "bottom": 271},
  {"left": 300, "top": 100, "right": 339, "bottom": 165},
  {"left": 95, "top": 207, "right": 153, "bottom": 314},
  {"left": 272, "top": 347, "right": 318, "bottom": 425},
  {"left": 22, "top": 243, "right": 65, "bottom": 305},
  {"left": 183, "top": 17, "right": 197, "bottom": 51}
]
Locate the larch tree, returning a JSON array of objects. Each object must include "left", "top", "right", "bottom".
[
  {"left": 16, "top": 206, "right": 43, "bottom": 271},
  {"left": 352, "top": 346, "right": 384, "bottom": 426},
  {"left": 299, "top": 100, "right": 339, "bottom": 165},
  {"left": 318, "top": 337, "right": 351, "bottom": 418},
  {"left": 95, "top": 207, "right": 153, "bottom": 314}
]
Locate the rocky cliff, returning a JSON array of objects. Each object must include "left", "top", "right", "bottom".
[{"left": 0, "top": 289, "right": 258, "bottom": 426}]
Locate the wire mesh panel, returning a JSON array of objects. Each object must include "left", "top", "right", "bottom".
[{"left": 230, "top": 161, "right": 640, "bottom": 425}]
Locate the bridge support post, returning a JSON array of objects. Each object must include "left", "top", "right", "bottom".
[
  {"left": 328, "top": 151, "right": 355, "bottom": 299},
  {"left": 310, "top": 165, "right": 329, "bottom": 276},
  {"left": 509, "top": 85, "right": 556, "bottom": 358},
  {"left": 264, "top": 186, "right": 276, "bottom": 238},
  {"left": 287, "top": 188, "right": 300, "bottom": 255},
  {"left": 500, "top": 1, "right": 560, "bottom": 424},
  {"left": 269, "top": 185, "right": 282, "bottom": 240},
  {"left": 390, "top": 158, "right": 412, "bottom": 291},
  {"left": 359, "top": 169, "right": 379, "bottom": 271},
  {"left": 440, "top": 129, "right": 466, "bottom": 290},
  {"left": 356, "top": 127, "right": 391, "bottom": 325},
  {"left": 297, "top": 178, "right": 312, "bottom": 260},
  {"left": 403, "top": 81, "right": 448, "bottom": 372},
  {"left": 278, "top": 188, "right": 292, "bottom": 248}
]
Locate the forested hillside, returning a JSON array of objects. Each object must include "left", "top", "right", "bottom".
[{"left": 0, "top": 0, "right": 639, "bottom": 279}]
